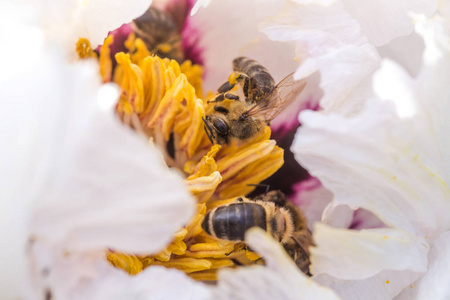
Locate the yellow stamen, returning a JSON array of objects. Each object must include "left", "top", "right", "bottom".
[
  {"left": 184, "top": 204, "right": 207, "bottom": 241},
  {"left": 131, "top": 38, "right": 152, "bottom": 66},
  {"left": 76, "top": 38, "right": 97, "bottom": 59},
  {"left": 189, "top": 270, "right": 218, "bottom": 281},
  {"left": 185, "top": 145, "right": 222, "bottom": 202},
  {"left": 181, "top": 60, "right": 204, "bottom": 98},
  {"left": 152, "top": 257, "right": 212, "bottom": 274},
  {"left": 207, "top": 258, "right": 235, "bottom": 269},
  {"left": 186, "top": 145, "right": 221, "bottom": 179},
  {"left": 186, "top": 171, "right": 222, "bottom": 203},
  {"left": 115, "top": 52, "right": 144, "bottom": 114},
  {"left": 124, "top": 32, "right": 136, "bottom": 52},
  {"left": 147, "top": 74, "right": 193, "bottom": 140},
  {"left": 107, "top": 251, "right": 143, "bottom": 275},
  {"left": 99, "top": 35, "right": 113, "bottom": 83},
  {"left": 213, "top": 127, "right": 284, "bottom": 199}
]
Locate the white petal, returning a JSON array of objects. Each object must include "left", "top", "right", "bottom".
[
  {"left": 291, "top": 177, "right": 334, "bottom": 231},
  {"left": 310, "top": 223, "right": 428, "bottom": 279},
  {"left": 261, "top": 1, "right": 365, "bottom": 45},
  {"left": 260, "top": 0, "right": 380, "bottom": 115},
  {"left": 29, "top": 243, "right": 211, "bottom": 299},
  {"left": 190, "top": 0, "right": 212, "bottom": 16},
  {"left": 414, "top": 14, "right": 450, "bottom": 184},
  {"left": 292, "top": 0, "right": 334, "bottom": 4},
  {"left": 299, "top": 43, "right": 379, "bottom": 114},
  {"left": 321, "top": 202, "right": 354, "bottom": 229},
  {"left": 293, "top": 103, "right": 448, "bottom": 237},
  {"left": 438, "top": 0, "right": 450, "bottom": 18},
  {"left": 81, "top": 0, "right": 150, "bottom": 46},
  {"left": 395, "top": 231, "right": 450, "bottom": 300},
  {"left": 340, "top": 0, "right": 437, "bottom": 46},
  {"left": 373, "top": 30, "right": 450, "bottom": 223},
  {"left": 189, "top": 0, "right": 297, "bottom": 91},
  {"left": 350, "top": 208, "right": 386, "bottom": 230},
  {"left": 291, "top": 177, "right": 381, "bottom": 231},
  {"left": 0, "top": 3, "right": 44, "bottom": 297},
  {"left": 28, "top": 56, "right": 195, "bottom": 255},
  {"left": 373, "top": 59, "right": 418, "bottom": 118},
  {"left": 33, "top": 0, "right": 150, "bottom": 54},
  {"left": 377, "top": 31, "right": 425, "bottom": 77},
  {"left": 315, "top": 269, "right": 423, "bottom": 300},
  {"left": 215, "top": 228, "right": 341, "bottom": 300},
  {"left": 10, "top": 41, "right": 196, "bottom": 298},
  {"left": 76, "top": 266, "right": 211, "bottom": 300}
]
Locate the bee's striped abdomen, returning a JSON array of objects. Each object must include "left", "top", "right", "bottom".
[
  {"left": 233, "top": 57, "right": 275, "bottom": 102},
  {"left": 202, "top": 202, "right": 267, "bottom": 241}
]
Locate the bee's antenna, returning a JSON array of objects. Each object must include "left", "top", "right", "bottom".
[
  {"left": 247, "top": 183, "right": 270, "bottom": 195},
  {"left": 202, "top": 116, "right": 215, "bottom": 144}
]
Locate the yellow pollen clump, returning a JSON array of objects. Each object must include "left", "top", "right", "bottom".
[
  {"left": 228, "top": 72, "right": 240, "bottom": 85},
  {"left": 158, "top": 43, "right": 173, "bottom": 53},
  {"left": 77, "top": 34, "right": 283, "bottom": 280},
  {"left": 386, "top": 280, "right": 389, "bottom": 284}
]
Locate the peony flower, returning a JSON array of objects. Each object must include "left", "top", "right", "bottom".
[
  {"left": 2, "top": 0, "right": 317, "bottom": 298},
  {"left": 4, "top": 0, "right": 448, "bottom": 299}
]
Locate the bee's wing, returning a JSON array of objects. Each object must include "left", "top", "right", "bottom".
[{"left": 244, "top": 73, "right": 307, "bottom": 122}]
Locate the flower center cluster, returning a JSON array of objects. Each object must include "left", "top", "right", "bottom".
[{"left": 76, "top": 33, "right": 284, "bottom": 281}]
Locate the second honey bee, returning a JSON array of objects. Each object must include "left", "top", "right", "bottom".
[
  {"left": 203, "top": 57, "right": 306, "bottom": 145},
  {"left": 132, "top": 7, "right": 184, "bottom": 62},
  {"left": 201, "top": 191, "right": 312, "bottom": 274}
]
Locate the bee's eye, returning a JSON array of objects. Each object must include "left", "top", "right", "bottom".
[{"left": 213, "top": 118, "right": 229, "bottom": 135}]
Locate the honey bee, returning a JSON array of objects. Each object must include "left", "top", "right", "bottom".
[
  {"left": 201, "top": 191, "right": 312, "bottom": 274},
  {"left": 132, "top": 7, "right": 184, "bottom": 62},
  {"left": 203, "top": 57, "right": 307, "bottom": 145}
]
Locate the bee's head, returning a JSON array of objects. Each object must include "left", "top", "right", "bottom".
[{"left": 202, "top": 115, "right": 230, "bottom": 145}]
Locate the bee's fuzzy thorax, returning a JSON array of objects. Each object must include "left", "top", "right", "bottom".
[{"left": 279, "top": 207, "right": 295, "bottom": 244}]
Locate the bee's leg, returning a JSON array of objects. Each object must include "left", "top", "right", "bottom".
[
  {"left": 207, "top": 93, "right": 240, "bottom": 104},
  {"left": 231, "top": 259, "right": 243, "bottom": 266},
  {"left": 228, "top": 72, "right": 250, "bottom": 98},
  {"left": 217, "top": 81, "right": 235, "bottom": 94},
  {"left": 214, "top": 105, "right": 229, "bottom": 114},
  {"left": 217, "top": 72, "right": 250, "bottom": 94},
  {"left": 224, "top": 93, "right": 239, "bottom": 100},
  {"left": 208, "top": 93, "right": 226, "bottom": 104}
]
